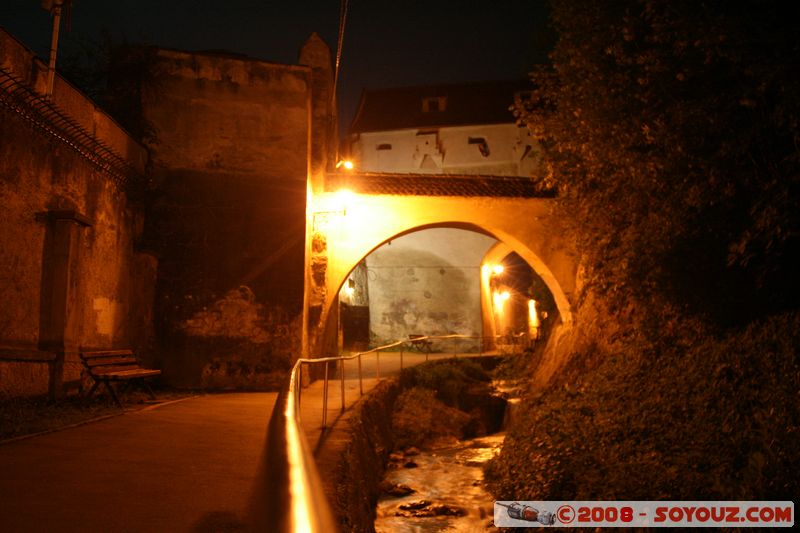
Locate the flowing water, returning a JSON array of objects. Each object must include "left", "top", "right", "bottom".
[{"left": 374, "top": 433, "right": 505, "bottom": 532}]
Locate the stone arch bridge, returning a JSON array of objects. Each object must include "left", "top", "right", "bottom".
[{"left": 303, "top": 171, "right": 579, "bottom": 360}]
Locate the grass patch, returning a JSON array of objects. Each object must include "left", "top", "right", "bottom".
[
  {"left": 400, "top": 358, "right": 492, "bottom": 410},
  {"left": 392, "top": 358, "right": 507, "bottom": 447},
  {"left": 392, "top": 388, "right": 472, "bottom": 448}
]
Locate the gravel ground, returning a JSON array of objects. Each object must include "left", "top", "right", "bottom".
[{"left": 0, "top": 388, "right": 197, "bottom": 442}]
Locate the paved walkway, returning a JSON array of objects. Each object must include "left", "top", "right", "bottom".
[
  {"left": 0, "top": 349, "right": 495, "bottom": 532},
  {"left": 0, "top": 394, "right": 275, "bottom": 532}
]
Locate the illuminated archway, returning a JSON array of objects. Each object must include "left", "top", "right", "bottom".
[
  {"left": 337, "top": 226, "right": 496, "bottom": 350},
  {"left": 480, "top": 242, "right": 560, "bottom": 350},
  {"left": 306, "top": 189, "right": 577, "bottom": 357}
]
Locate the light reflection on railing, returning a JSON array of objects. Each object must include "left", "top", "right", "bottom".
[{"left": 264, "top": 333, "right": 518, "bottom": 533}]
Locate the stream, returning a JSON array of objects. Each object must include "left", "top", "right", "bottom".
[{"left": 374, "top": 433, "right": 505, "bottom": 532}]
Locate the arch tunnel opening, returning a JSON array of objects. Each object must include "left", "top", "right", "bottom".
[
  {"left": 484, "top": 251, "right": 558, "bottom": 352},
  {"left": 333, "top": 226, "right": 559, "bottom": 353}
]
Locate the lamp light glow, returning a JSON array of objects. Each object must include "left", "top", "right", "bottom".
[
  {"left": 528, "top": 299, "right": 539, "bottom": 328},
  {"left": 493, "top": 290, "right": 511, "bottom": 311},
  {"left": 332, "top": 189, "right": 355, "bottom": 212},
  {"left": 343, "top": 278, "right": 355, "bottom": 298}
]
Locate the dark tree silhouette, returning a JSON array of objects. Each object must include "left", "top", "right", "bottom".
[
  {"left": 488, "top": 0, "right": 800, "bottom": 503},
  {"left": 58, "top": 32, "right": 162, "bottom": 145},
  {"left": 516, "top": 0, "right": 799, "bottom": 328}
]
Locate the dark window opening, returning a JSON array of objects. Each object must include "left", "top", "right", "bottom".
[
  {"left": 422, "top": 96, "right": 447, "bottom": 113},
  {"left": 468, "top": 136, "right": 490, "bottom": 157},
  {"left": 376, "top": 143, "right": 392, "bottom": 151}
]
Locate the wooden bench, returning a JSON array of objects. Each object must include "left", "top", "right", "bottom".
[
  {"left": 408, "top": 334, "right": 433, "bottom": 353},
  {"left": 80, "top": 350, "right": 161, "bottom": 407}
]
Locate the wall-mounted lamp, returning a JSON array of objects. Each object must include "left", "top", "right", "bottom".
[
  {"left": 335, "top": 159, "right": 354, "bottom": 171},
  {"left": 313, "top": 211, "right": 343, "bottom": 232},
  {"left": 482, "top": 263, "right": 504, "bottom": 277},
  {"left": 312, "top": 189, "right": 355, "bottom": 232}
]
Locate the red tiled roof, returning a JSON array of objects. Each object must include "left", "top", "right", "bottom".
[
  {"left": 325, "top": 172, "right": 555, "bottom": 198},
  {"left": 348, "top": 80, "right": 532, "bottom": 134}
]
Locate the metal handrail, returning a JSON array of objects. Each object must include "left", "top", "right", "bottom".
[
  {"left": 262, "top": 333, "right": 511, "bottom": 532},
  {"left": 261, "top": 354, "right": 336, "bottom": 532}
]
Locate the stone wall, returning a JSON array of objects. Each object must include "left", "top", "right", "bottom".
[
  {"left": 364, "top": 229, "right": 497, "bottom": 346},
  {"left": 141, "top": 39, "right": 332, "bottom": 387},
  {"left": 0, "top": 29, "right": 150, "bottom": 398},
  {"left": 304, "top": 188, "right": 579, "bottom": 365},
  {"left": 316, "top": 379, "right": 401, "bottom": 533}
]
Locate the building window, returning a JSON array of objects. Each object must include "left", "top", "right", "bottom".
[
  {"left": 376, "top": 143, "right": 392, "bottom": 151},
  {"left": 468, "top": 136, "right": 490, "bottom": 157},
  {"left": 422, "top": 96, "right": 447, "bottom": 112}
]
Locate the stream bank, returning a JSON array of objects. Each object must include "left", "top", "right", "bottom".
[
  {"left": 316, "top": 357, "right": 515, "bottom": 532},
  {"left": 376, "top": 358, "right": 511, "bottom": 532},
  {"left": 374, "top": 434, "right": 504, "bottom": 532}
]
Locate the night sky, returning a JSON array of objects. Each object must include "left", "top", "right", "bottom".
[{"left": 0, "top": 0, "right": 552, "bottom": 132}]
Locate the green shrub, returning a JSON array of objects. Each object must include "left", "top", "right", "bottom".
[
  {"left": 392, "top": 388, "right": 471, "bottom": 448},
  {"left": 400, "top": 359, "right": 490, "bottom": 409}
]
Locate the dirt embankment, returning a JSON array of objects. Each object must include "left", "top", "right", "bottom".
[
  {"left": 318, "top": 358, "right": 506, "bottom": 531},
  {"left": 485, "top": 296, "right": 800, "bottom": 501},
  {"left": 316, "top": 380, "right": 401, "bottom": 533}
]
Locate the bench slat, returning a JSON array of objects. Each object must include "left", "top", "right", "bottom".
[
  {"left": 81, "top": 350, "right": 134, "bottom": 358},
  {"left": 101, "top": 369, "right": 162, "bottom": 380},
  {"left": 84, "top": 357, "right": 138, "bottom": 368},
  {"left": 92, "top": 365, "right": 142, "bottom": 375}
]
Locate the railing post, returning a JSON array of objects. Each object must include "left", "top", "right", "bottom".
[
  {"left": 376, "top": 349, "right": 380, "bottom": 379},
  {"left": 358, "top": 352, "right": 363, "bottom": 396},
  {"left": 322, "top": 361, "right": 329, "bottom": 430},
  {"left": 340, "top": 359, "right": 345, "bottom": 413},
  {"left": 297, "top": 363, "right": 302, "bottom": 408},
  {"left": 400, "top": 344, "right": 404, "bottom": 371}
]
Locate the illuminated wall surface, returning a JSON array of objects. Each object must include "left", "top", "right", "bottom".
[
  {"left": 0, "top": 30, "right": 152, "bottom": 397},
  {"left": 334, "top": 81, "right": 551, "bottom": 348},
  {"left": 2, "top": 27, "right": 336, "bottom": 393},
  {"left": 363, "top": 229, "right": 497, "bottom": 344},
  {"left": 346, "top": 80, "right": 542, "bottom": 177},
  {"left": 351, "top": 124, "right": 540, "bottom": 177},
  {"left": 312, "top": 189, "right": 576, "bottom": 362},
  {"left": 139, "top": 46, "right": 322, "bottom": 387}
]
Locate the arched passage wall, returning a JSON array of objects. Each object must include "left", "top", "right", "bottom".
[
  {"left": 304, "top": 191, "right": 577, "bottom": 356},
  {"left": 480, "top": 242, "right": 514, "bottom": 347}
]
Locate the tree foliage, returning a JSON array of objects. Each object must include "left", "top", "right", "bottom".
[
  {"left": 517, "top": 0, "right": 799, "bottom": 328},
  {"left": 59, "top": 32, "right": 162, "bottom": 144},
  {"left": 486, "top": 312, "right": 800, "bottom": 500},
  {"left": 489, "top": 0, "right": 800, "bottom": 502}
]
